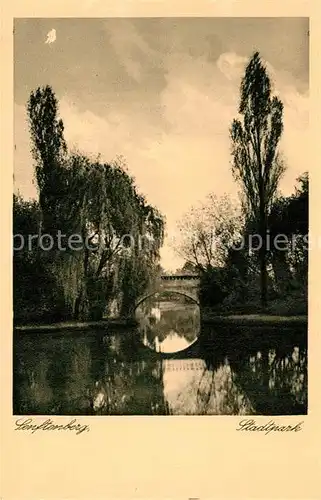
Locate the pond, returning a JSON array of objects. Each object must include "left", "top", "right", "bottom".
[{"left": 13, "top": 296, "right": 307, "bottom": 416}]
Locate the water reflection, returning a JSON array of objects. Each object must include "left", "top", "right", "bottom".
[
  {"left": 13, "top": 312, "right": 307, "bottom": 415},
  {"left": 162, "top": 358, "right": 253, "bottom": 415},
  {"left": 135, "top": 295, "right": 200, "bottom": 353}
]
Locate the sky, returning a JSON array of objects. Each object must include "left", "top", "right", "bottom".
[{"left": 14, "top": 17, "right": 309, "bottom": 271}]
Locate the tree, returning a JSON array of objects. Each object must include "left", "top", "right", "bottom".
[
  {"left": 268, "top": 172, "right": 308, "bottom": 296},
  {"left": 27, "top": 88, "right": 86, "bottom": 318},
  {"left": 27, "top": 85, "right": 68, "bottom": 235},
  {"left": 174, "top": 193, "right": 243, "bottom": 272},
  {"left": 26, "top": 85, "right": 165, "bottom": 321},
  {"left": 181, "top": 261, "right": 198, "bottom": 274},
  {"left": 173, "top": 193, "right": 243, "bottom": 308},
  {"left": 13, "top": 194, "right": 68, "bottom": 323},
  {"left": 230, "top": 51, "right": 285, "bottom": 307}
]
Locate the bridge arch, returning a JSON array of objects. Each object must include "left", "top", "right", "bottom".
[{"left": 135, "top": 290, "right": 200, "bottom": 310}]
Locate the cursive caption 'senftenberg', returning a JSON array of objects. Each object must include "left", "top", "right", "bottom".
[
  {"left": 236, "top": 419, "right": 303, "bottom": 435},
  {"left": 15, "top": 418, "right": 90, "bottom": 435}
]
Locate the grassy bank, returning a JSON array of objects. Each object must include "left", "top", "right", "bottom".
[
  {"left": 201, "top": 313, "right": 307, "bottom": 327},
  {"left": 14, "top": 318, "right": 138, "bottom": 334}
]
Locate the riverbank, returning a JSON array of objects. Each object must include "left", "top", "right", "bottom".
[
  {"left": 201, "top": 313, "right": 307, "bottom": 327},
  {"left": 14, "top": 318, "right": 137, "bottom": 334},
  {"left": 14, "top": 313, "right": 307, "bottom": 334}
]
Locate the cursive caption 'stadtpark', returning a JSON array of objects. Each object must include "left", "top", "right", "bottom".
[
  {"left": 14, "top": 418, "right": 90, "bottom": 435},
  {"left": 236, "top": 419, "right": 304, "bottom": 435}
]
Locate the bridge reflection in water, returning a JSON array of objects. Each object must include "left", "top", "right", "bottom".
[
  {"left": 13, "top": 292, "right": 307, "bottom": 416},
  {"left": 135, "top": 296, "right": 200, "bottom": 355}
]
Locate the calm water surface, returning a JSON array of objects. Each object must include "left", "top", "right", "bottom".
[{"left": 13, "top": 298, "right": 307, "bottom": 415}]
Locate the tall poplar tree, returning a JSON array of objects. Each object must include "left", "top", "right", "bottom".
[
  {"left": 27, "top": 85, "right": 68, "bottom": 235},
  {"left": 230, "top": 52, "right": 285, "bottom": 307}
]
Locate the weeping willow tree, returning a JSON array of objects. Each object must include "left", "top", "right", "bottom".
[
  {"left": 118, "top": 198, "right": 164, "bottom": 318},
  {"left": 230, "top": 52, "right": 285, "bottom": 308},
  {"left": 26, "top": 85, "right": 165, "bottom": 321},
  {"left": 68, "top": 154, "right": 165, "bottom": 320}
]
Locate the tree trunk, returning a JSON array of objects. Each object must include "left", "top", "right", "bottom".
[
  {"left": 271, "top": 253, "right": 292, "bottom": 293},
  {"left": 259, "top": 187, "right": 268, "bottom": 309},
  {"left": 74, "top": 289, "right": 82, "bottom": 320},
  {"left": 260, "top": 248, "right": 268, "bottom": 308}
]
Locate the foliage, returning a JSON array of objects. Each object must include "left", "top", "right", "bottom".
[
  {"left": 268, "top": 172, "right": 308, "bottom": 299},
  {"left": 214, "top": 173, "right": 308, "bottom": 314},
  {"left": 198, "top": 266, "right": 229, "bottom": 308},
  {"left": 175, "top": 193, "right": 243, "bottom": 272},
  {"left": 173, "top": 193, "right": 243, "bottom": 308},
  {"left": 14, "top": 85, "right": 165, "bottom": 323},
  {"left": 269, "top": 172, "right": 308, "bottom": 238},
  {"left": 230, "top": 51, "right": 285, "bottom": 307},
  {"left": 13, "top": 194, "right": 69, "bottom": 323},
  {"left": 27, "top": 85, "right": 68, "bottom": 235},
  {"left": 180, "top": 261, "right": 199, "bottom": 274}
]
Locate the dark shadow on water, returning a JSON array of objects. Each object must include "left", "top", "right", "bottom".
[{"left": 199, "top": 323, "right": 307, "bottom": 415}]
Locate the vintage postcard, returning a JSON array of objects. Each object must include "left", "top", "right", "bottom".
[{"left": 1, "top": 1, "right": 320, "bottom": 499}]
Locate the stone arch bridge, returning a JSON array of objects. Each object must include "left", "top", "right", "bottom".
[{"left": 135, "top": 274, "right": 200, "bottom": 309}]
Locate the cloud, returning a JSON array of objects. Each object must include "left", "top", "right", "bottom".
[
  {"left": 216, "top": 52, "right": 247, "bottom": 81},
  {"left": 14, "top": 48, "right": 309, "bottom": 270},
  {"left": 105, "top": 20, "right": 159, "bottom": 82},
  {"left": 45, "top": 29, "right": 56, "bottom": 45}
]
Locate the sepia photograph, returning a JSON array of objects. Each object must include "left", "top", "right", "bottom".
[{"left": 13, "top": 17, "right": 308, "bottom": 416}]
